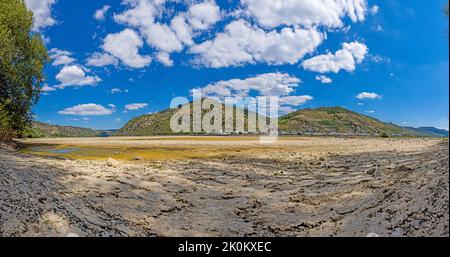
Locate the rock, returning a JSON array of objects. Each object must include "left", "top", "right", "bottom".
[
  {"left": 66, "top": 232, "right": 79, "bottom": 237},
  {"left": 132, "top": 156, "right": 143, "bottom": 161},
  {"left": 366, "top": 233, "right": 380, "bottom": 237},
  {"left": 366, "top": 167, "right": 376, "bottom": 175},
  {"left": 106, "top": 158, "right": 120, "bottom": 167}
]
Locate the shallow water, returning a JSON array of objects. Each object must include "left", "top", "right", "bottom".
[{"left": 29, "top": 146, "right": 80, "bottom": 154}]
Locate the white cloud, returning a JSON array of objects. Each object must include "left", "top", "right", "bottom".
[
  {"left": 48, "top": 49, "right": 102, "bottom": 90},
  {"left": 142, "top": 23, "right": 183, "bottom": 53},
  {"left": 58, "top": 104, "right": 114, "bottom": 116},
  {"left": 102, "top": 29, "right": 152, "bottom": 68},
  {"left": 365, "top": 110, "right": 375, "bottom": 114},
  {"left": 170, "top": 14, "right": 194, "bottom": 46},
  {"left": 94, "top": 5, "right": 111, "bottom": 21},
  {"left": 278, "top": 95, "right": 313, "bottom": 106},
  {"left": 356, "top": 92, "right": 381, "bottom": 100},
  {"left": 191, "top": 20, "right": 323, "bottom": 68},
  {"left": 302, "top": 41, "right": 368, "bottom": 73},
  {"left": 187, "top": 1, "right": 221, "bottom": 30},
  {"left": 194, "top": 73, "right": 312, "bottom": 115},
  {"left": 86, "top": 52, "right": 119, "bottom": 67},
  {"left": 41, "top": 84, "right": 56, "bottom": 92},
  {"left": 49, "top": 48, "right": 76, "bottom": 66},
  {"left": 315, "top": 75, "right": 333, "bottom": 84},
  {"left": 156, "top": 52, "right": 174, "bottom": 67},
  {"left": 370, "top": 5, "right": 380, "bottom": 15},
  {"left": 25, "top": 0, "right": 57, "bottom": 32},
  {"left": 196, "top": 72, "right": 302, "bottom": 98},
  {"left": 115, "top": 118, "right": 122, "bottom": 123},
  {"left": 241, "top": 0, "right": 367, "bottom": 29},
  {"left": 113, "top": 0, "right": 160, "bottom": 28},
  {"left": 125, "top": 103, "right": 148, "bottom": 111},
  {"left": 113, "top": 0, "right": 197, "bottom": 66},
  {"left": 55, "top": 65, "right": 101, "bottom": 88},
  {"left": 110, "top": 88, "right": 127, "bottom": 94},
  {"left": 88, "top": 0, "right": 370, "bottom": 70}
]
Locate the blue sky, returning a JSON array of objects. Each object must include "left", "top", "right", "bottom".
[{"left": 26, "top": 0, "right": 449, "bottom": 130}]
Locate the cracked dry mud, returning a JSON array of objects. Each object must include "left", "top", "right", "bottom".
[{"left": 0, "top": 137, "right": 448, "bottom": 237}]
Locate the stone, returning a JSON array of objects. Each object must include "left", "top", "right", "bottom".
[{"left": 106, "top": 158, "right": 120, "bottom": 167}]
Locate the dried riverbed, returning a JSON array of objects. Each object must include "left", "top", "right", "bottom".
[{"left": 0, "top": 137, "right": 448, "bottom": 236}]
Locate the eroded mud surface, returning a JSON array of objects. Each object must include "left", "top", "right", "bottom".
[{"left": 0, "top": 138, "right": 448, "bottom": 236}]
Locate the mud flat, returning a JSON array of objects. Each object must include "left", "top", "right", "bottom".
[{"left": 0, "top": 137, "right": 448, "bottom": 236}]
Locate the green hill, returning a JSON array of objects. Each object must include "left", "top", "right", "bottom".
[
  {"left": 278, "top": 107, "right": 417, "bottom": 136},
  {"left": 115, "top": 105, "right": 446, "bottom": 137},
  {"left": 26, "top": 122, "right": 104, "bottom": 138},
  {"left": 115, "top": 100, "right": 264, "bottom": 136},
  {"left": 116, "top": 105, "right": 412, "bottom": 137},
  {"left": 115, "top": 108, "right": 179, "bottom": 136}
]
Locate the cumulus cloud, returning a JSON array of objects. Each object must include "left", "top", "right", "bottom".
[
  {"left": 94, "top": 5, "right": 111, "bottom": 21},
  {"left": 49, "top": 48, "right": 76, "bottom": 66},
  {"left": 125, "top": 103, "right": 148, "bottom": 111},
  {"left": 41, "top": 84, "right": 56, "bottom": 92},
  {"left": 113, "top": 0, "right": 221, "bottom": 67},
  {"left": 58, "top": 104, "right": 114, "bottom": 116},
  {"left": 193, "top": 73, "right": 312, "bottom": 115},
  {"left": 102, "top": 29, "right": 151, "bottom": 68},
  {"left": 156, "top": 52, "right": 174, "bottom": 67},
  {"left": 356, "top": 92, "right": 381, "bottom": 99},
  {"left": 113, "top": 0, "right": 177, "bottom": 65},
  {"left": 278, "top": 95, "right": 314, "bottom": 106},
  {"left": 55, "top": 65, "right": 101, "bottom": 88},
  {"left": 315, "top": 75, "right": 333, "bottom": 84},
  {"left": 87, "top": 0, "right": 370, "bottom": 69},
  {"left": 241, "top": 0, "right": 367, "bottom": 29},
  {"left": 170, "top": 14, "right": 194, "bottom": 46},
  {"left": 142, "top": 23, "right": 183, "bottom": 53},
  {"left": 187, "top": 1, "right": 221, "bottom": 30},
  {"left": 302, "top": 41, "right": 368, "bottom": 73},
  {"left": 191, "top": 20, "right": 323, "bottom": 68},
  {"left": 25, "top": 0, "right": 57, "bottom": 31},
  {"left": 86, "top": 52, "right": 119, "bottom": 67},
  {"left": 196, "top": 72, "right": 302, "bottom": 98},
  {"left": 48, "top": 49, "right": 102, "bottom": 90}
]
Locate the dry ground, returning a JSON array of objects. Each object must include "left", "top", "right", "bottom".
[{"left": 0, "top": 136, "right": 448, "bottom": 236}]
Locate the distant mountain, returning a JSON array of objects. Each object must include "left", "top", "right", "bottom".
[
  {"left": 26, "top": 121, "right": 107, "bottom": 138},
  {"left": 278, "top": 107, "right": 417, "bottom": 136},
  {"left": 403, "top": 126, "right": 449, "bottom": 137}
]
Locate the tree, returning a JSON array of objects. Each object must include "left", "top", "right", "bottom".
[{"left": 0, "top": 0, "right": 48, "bottom": 139}]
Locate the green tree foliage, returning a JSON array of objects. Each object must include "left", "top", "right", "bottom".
[{"left": 0, "top": 0, "right": 48, "bottom": 140}]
